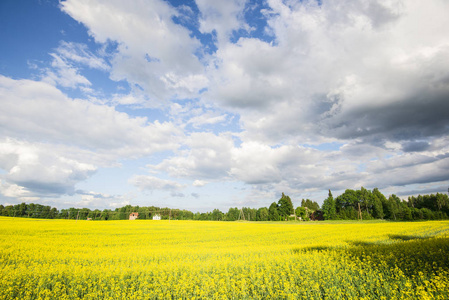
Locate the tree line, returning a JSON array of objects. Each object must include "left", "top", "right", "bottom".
[
  {"left": 321, "top": 188, "right": 449, "bottom": 221},
  {"left": 1, "top": 188, "right": 448, "bottom": 221}
]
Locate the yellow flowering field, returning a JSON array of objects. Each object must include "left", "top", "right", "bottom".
[{"left": 0, "top": 217, "right": 448, "bottom": 299}]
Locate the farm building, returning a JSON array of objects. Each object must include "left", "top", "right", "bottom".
[
  {"left": 129, "top": 212, "right": 139, "bottom": 220},
  {"left": 153, "top": 214, "right": 161, "bottom": 220}
]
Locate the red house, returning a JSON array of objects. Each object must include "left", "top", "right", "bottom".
[{"left": 129, "top": 212, "right": 139, "bottom": 220}]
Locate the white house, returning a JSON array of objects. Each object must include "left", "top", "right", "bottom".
[{"left": 153, "top": 214, "right": 161, "bottom": 220}]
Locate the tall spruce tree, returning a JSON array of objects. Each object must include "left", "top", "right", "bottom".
[{"left": 322, "top": 190, "right": 337, "bottom": 220}]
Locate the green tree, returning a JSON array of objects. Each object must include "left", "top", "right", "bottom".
[
  {"left": 390, "top": 194, "right": 402, "bottom": 220},
  {"left": 14, "top": 203, "right": 27, "bottom": 217},
  {"left": 225, "top": 207, "right": 240, "bottom": 221},
  {"left": 100, "top": 209, "right": 112, "bottom": 220},
  {"left": 268, "top": 202, "right": 279, "bottom": 221},
  {"left": 257, "top": 207, "right": 269, "bottom": 221},
  {"left": 88, "top": 209, "right": 101, "bottom": 220},
  {"left": 322, "top": 190, "right": 337, "bottom": 220},
  {"left": 78, "top": 208, "right": 90, "bottom": 220},
  {"left": 335, "top": 189, "right": 359, "bottom": 219},
  {"left": 371, "top": 188, "right": 385, "bottom": 219},
  {"left": 49, "top": 207, "right": 58, "bottom": 219},
  {"left": 182, "top": 210, "right": 194, "bottom": 220},
  {"left": 358, "top": 187, "right": 373, "bottom": 216},
  {"left": 211, "top": 209, "right": 224, "bottom": 221},
  {"left": 277, "top": 193, "right": 294, "bottom": 220},
  {"left": 301, "top": 199, "right": 320, "bottom": 211},
  {"left": 2, "top": 205, "right": 13, "bottom": 217},
  {"left": 435, "top": 193, "right": 449, "bottom": 212},
  {"left": 28, "top": 203, "right": 37, "bottom": 218},
  {"left": 295, "top": 206, "right": 307, "bottom": 220}
]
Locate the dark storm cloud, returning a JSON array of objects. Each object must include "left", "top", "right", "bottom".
[
  {"left": 322, "top": 88, "right": 449, "bottom": 144},
  {"left": 402, "top": 141, "right": 431, "bottom": 153}
]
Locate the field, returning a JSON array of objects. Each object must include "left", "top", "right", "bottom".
[{"left": 0, "top": 218, "right": 448, "bottom": 299}]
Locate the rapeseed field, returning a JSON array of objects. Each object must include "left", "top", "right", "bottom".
[{"left": 0, "top": 217, "right": 448, "bottom": 299}]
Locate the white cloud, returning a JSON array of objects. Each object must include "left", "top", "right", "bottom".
[
  {"left": 0, "top": 76, "right": 183, "bottom": 199},
  {"left": 73, "top": 190, "right": 129, "bottom": 209},
  {"left": 107, "top": 199, "right": 131, "bottom": 209},
  {"left": 230, "top": 142, "right": 284, "bottom": 184},
  {"left": 168, "top": 102, "right": 229, "bottom": 129},
  {"left": 43, "top": 53, "right": 91, "bottom": 89},
  {"left": 151, "top": 134, "right": 339, "bottom": 190},
  {"left": 55, "top": 41, "right": 109, "bottom": 71},
  {"left": 188, "top": 112, "right": 228, "bottom": 129},
  {"left": 205, "top": 38, "right": 290, "bottom": 110},
  {"left": 0, "top": 76, "right": 181, "bottom": 156},
  {"left": 0, "top": 180, "right": 39, "bottom": 202},
  {"left": 0, "top": 139, "right": 96, "bottom": 197},
  {"left": 196, "top": 0, "right": 249, "bottom": 44},
  {"left": 193, "top": 180, "right": 207, "bottom": 187},
  {"left": 147, "top": 128, "right": 449, "bottom": 202},
  {"left": 61, "top": 0, "right": 207, "bottom": 102},
  {"left": 129, "top": 175, "right": 185, "bottom": 191},
  {"left": 40, "top": 41, "right": 108, "bottom": 91},
  {"left": 203, "top": 0, "right": 449, "bottom": 146},
  {"left": 3, "top": 0, "right": 449, "bottom": 208},
  {"left": 153, "top": 132, "right": 235, "bottom": 179}
]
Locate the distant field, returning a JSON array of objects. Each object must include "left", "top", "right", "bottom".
[{"left": 1, "top": 217, "right": 448, "bottom": 299}]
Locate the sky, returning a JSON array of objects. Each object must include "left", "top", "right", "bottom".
[{"left": 1, "top": 0, "right": 449, "bottom": 212}]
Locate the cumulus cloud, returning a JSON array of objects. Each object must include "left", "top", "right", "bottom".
[
  {"left": 60, "top": 0, "right": 208, "bottom": 103},
  {"left": 187, "top": 111, "right": 228, "bottom": 129},
  {"left": 204, "top": 0, "right": 449, "bottom": 147},
  {"left": 0, "top": 180, "right": 39, "bottom": 202},
  {"left": 193, "top": 180, "right": 207, "bottom": 187},
  {"left": 151, "top": 136, "right": 334, "bottom": 189},
  {"left": 0, "top": 76, "right": 181, "bottom": 155},
  {"left": 61, "top": 0, "right": 449, "bottom": 146},
  {"left": 153, "top": 132, "right": 235, "bottom": 179},
  {"left": 168, "top": 102, "right": 230, "bottom": 130},
  {"left": 74, "top": 190, "right": 129, "bottom": 208},
  {"left": 129, "top": 175, "right": 185, "bottom": 191},
  {"left": 196, "top": 0, "right": 249, "bottom": 44},
  {"left": 148, "top": 132, "right": 449, "bottom": 200},
  {"left": 2, "top": 0, "right": 449, "bottom": 208},
  {"left": 62, "top": 0, "right": 449, "bottom": 203},
  {"left": 0, "top": 139, "right": 96, "bottom": 197},
  {"left": 0, "top": 76, "right": 182, "bottom": 199}
]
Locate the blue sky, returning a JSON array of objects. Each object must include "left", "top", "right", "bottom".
[{"left": 1, "top": 0, "right": 449, "bottom": 212}]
